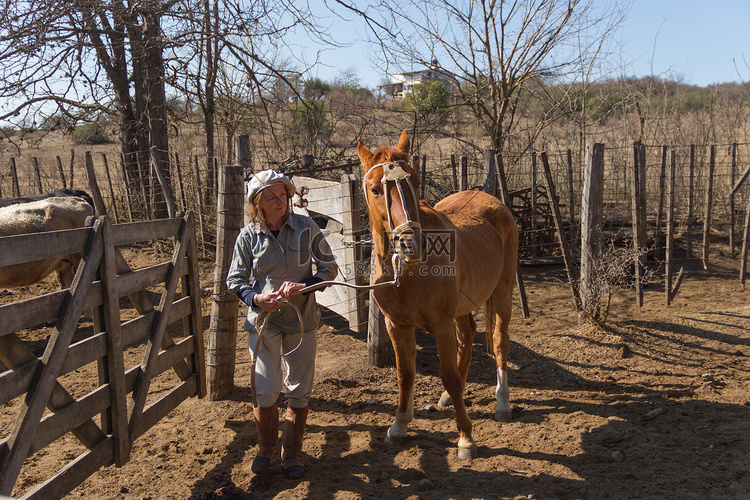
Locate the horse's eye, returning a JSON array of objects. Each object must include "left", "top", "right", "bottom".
[{"left": 370, "top": 188, "right": 380, "bottom": 196}]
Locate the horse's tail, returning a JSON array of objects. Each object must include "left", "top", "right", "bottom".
[{"left": 484, "top": 295, "right": 495, "bottom": 357}]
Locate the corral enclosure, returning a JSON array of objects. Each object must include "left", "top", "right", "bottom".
[
  {"left": 1, "top": 131, "right": 749, "bottom": 498},
  {"left": 1, "top": 244, "right": 748, "bottom": 499},
  {"left": 0, "top": 213, "right": 206, "bottom": 498}
]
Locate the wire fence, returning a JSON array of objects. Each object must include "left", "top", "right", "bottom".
[
  {"left": 416, "top": 142, "right": 750, "bottom": 261},
  {"left": 2, "top": 140, "right": 748, "bottom": 265}
]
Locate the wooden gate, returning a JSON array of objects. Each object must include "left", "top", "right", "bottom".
[{"left": 0, "top": 212, "right": 206, "bottom": 499}]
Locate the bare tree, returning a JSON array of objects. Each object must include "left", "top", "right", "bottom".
[
  {"left": 0, "top": 0, "right": 349, "bottom": 211},
  {"left": 0, "top": 0, "right": 184, "bottom": 216},
  {"left": 371, "top": 0, "right": 628, "bottom": 156}
]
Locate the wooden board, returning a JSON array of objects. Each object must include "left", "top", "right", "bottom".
[{"left": 0, "top": 227, "right": 90, "bottom": 267}]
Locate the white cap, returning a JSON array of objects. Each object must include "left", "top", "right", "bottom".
[{"left": 246, "top": 169, "right": 295, "bottom": 200}]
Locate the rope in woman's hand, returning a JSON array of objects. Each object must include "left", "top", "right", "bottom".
[{"left": 249, "top": 276, "right": 398, "bottom": 407}]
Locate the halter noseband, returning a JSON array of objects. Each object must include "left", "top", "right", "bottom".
[{"left": 363, "top": 160, "right": 422, "bottom": 263}]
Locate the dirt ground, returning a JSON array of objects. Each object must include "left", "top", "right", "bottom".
[{"left": 2, "top": 245, "right": 749, "bottom": 500}]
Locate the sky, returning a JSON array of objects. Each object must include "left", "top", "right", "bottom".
[{"left": 303, "top": 0, "right": 750, "bottom": 89}]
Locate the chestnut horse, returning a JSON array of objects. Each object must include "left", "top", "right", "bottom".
[{"left": 358, "top": 130, "right": 518, "bottom": 459}]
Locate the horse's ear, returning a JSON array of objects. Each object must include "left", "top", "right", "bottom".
[
  {"left": 357, "top": 138, "right": 372, "bottom": 168},
  {"left": 397, "top": 129, "right": 410, "bottom": 156}
]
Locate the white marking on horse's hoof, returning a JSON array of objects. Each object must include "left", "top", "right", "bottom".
[
  {"left": 437, "top": 393, "right": 453, "bottom": 408},
  {"left": 457, "top": 442, "right": 478, "bottom": 460},
  {"left": 495, "top": 408, "right": 512, "bottom": 422}
]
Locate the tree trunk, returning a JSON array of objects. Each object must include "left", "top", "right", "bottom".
[
  {"left": 202, "top": 0, "right": 218, "bottom": 208},
  {"left": 144, "top": 7, "right": 171, "bottom": 219}
]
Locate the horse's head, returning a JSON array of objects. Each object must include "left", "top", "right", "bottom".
[{"left": 357, "top": 130, "right": 423, "bottom": 264}]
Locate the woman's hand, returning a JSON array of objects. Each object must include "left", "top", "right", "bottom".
[
  {"left": 254, "top": 292, "right": 287, "bottom": 313},
  {"left": 255, "top": 282, "right": 305, "bottom": 312},
  {"left": 276, "top": 281, "right": 306, "bottom": 300}
]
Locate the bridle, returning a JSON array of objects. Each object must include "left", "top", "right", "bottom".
[{"left": 362, "top": 159, "right": 422, "bottom": 266}]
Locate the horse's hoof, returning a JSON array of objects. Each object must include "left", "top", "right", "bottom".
[
  {"left": 495, "top": 409, "right": 512, "bottom": 422},
  {"left": 457, "top": 443, "right": 478, "bottom": 460},
  {"left": 437, "top": 394, "right": 453, "bottom": 408},
  {"left": 385, "top": 426, "right": 406, "bottom": 447},
  {"left": 384, "top": 433, "right": 404, "bottom": 447}
]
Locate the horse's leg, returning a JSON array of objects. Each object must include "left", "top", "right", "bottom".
[
  {"left": 432, "top": 319, "right": 477, "bottom": 459},
  {"left": 384, "top": 318, "right": 416, "bottom": 446},
  {"left": 492, "top": 286, "right": 513, "bottom": 422},
  {"left": 438, "top": 314, "right": 476, "bottom": 408}
]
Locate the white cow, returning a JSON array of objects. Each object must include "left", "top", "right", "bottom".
[{"left": 0, "top": 195, "right": 94, "bottom": 290}]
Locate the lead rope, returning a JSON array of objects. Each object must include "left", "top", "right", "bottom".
[{"left": 249, "top": 256, "right": 401, "bottom": 407}]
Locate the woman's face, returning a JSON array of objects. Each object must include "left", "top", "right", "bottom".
[{"left": 258, "top": 183, "right": 288, "bottom": 223}]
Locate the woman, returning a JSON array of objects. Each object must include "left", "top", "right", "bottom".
[{"left": 226, "top": 170, "right": 338, "bottom": 479}]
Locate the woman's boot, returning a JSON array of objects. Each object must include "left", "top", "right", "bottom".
[
  {"left": 251, "top": 404, "right": 279, "bottom": 473},
  {"left": 281, "top": 405, "right": 308, "bottom": 479}
]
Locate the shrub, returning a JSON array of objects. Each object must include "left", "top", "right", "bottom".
[
  {"left": 71, "top": 123, "right": 111, "bottom": 145},
  {"left": 0, "top": 126, "right": 18, "bottom": 140}
]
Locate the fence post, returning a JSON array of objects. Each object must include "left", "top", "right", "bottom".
[
  {"left": 496, "top": 153, "right": 530, "bottom": 318},
  {"left": 84, "top": 151, "right": 108, "bottom": 217},
  {"left": 235, "top": 134, "right": 252, "bottom": 179},
  {"left": 483, "top": 149, "right": 498, "bottom": 195},
  {"left": 460, "top": 156, "right": 468, "bottom": 191},
  {"left": 9, "top": 157, "right": 20, "bottom": 196},
  {"left": 451, "top": 154, "right": 458, "bottom": 192},
  {"left": 580, "top": 143, "right": 604, "bottom": 323},
  {"left": 174, "top": 152, "right": 186, "bottom": 212},
  {"left": 101, "top": 153, "right": 119, "bottom": 223},
  {"left": 68, "top": 149, "right": 76, "bottom": 188},
  {"left": 207, "top": 164, "right": 244, "bottom": 400},
  {"left": 368, "top": 248, "right": 391, "bottom": 367},
  {"left": 119, "top": 154, "right": 134, "bottom": 223},
  {"left": 687, "top": 145, "right": 695, "bottom": 257},
  {"left": 531, "top": 152, "right": 538, "bottom": 258},
  {"left": 631, "top": 143, "right": 645, "bottom": 307},
  {"left": 655, "top": 146, "right": 667, "bottom": 259},
  {"left": 56, "top": 155, "right": 67, "bottom": 188},
  {"left": 638, "top": 144, "right": 648, "bottom": 257},
  {"left": 32, "top": 157, "right": 43, "bottom": 193},
  {"left": 730, "top": 143, "right": 737, "bottom": 255},
  {"left": 702, "top": 145, "right": 716, "bottom": 269}
]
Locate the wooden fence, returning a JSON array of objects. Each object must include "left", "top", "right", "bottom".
[
  {"left": 3, "top": 141, "right": 748, "bottom": 265},
  {"left": 0, "top": 212, "right": 206, "bottom": 499}
]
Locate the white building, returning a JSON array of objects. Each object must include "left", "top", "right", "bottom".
[{"left": 381, "top": 60, "right": 458, "bottom": 100}]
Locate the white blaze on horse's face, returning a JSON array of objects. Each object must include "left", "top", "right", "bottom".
[{"left": 363, "top": 160, "right": 423, "bottom": 264}]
